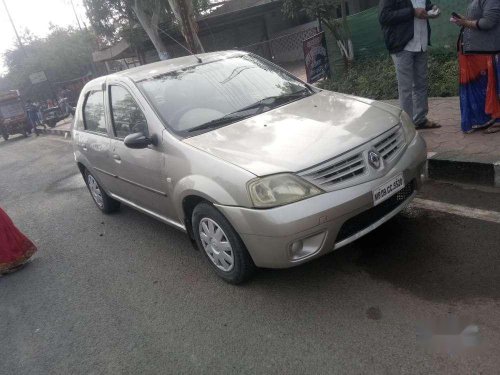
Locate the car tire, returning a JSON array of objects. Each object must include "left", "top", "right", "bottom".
[
  {"left": 83, "top": 169, "right": 120, "bottom": 214},
  {"left": 2, "top": 132, "right": 8, "bottom": 141},
  {"left": 192, "top": 202, "right": 256, "bottom": 284}
]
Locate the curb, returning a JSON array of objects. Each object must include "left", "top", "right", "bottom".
[
  {"left": 44, "top": 128, "right": 71, "bottom": 139},
  {"left": 427, "top": 152, "right": 500, "bottom": 188}
]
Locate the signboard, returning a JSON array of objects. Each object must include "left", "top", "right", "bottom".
[
  {"left": 303, "top": 32, "right": 330, "bottom": 84},
  {"left": 29, "top": 71, "right": 48, "bottom": 84}
]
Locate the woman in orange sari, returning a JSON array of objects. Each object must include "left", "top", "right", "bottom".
[
  {"left": 452, "top": 0, "right": 500, "bottom": 133},
  {"left": 0, "top": 207, "right": 37, "bottom": 275}
]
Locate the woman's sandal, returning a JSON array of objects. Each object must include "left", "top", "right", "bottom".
[
  {"left": 484, "top": 123, "right": 500, "bottom": 134},
  {"left": 415, "top": 120, "right": 441, "bottom": 130}
]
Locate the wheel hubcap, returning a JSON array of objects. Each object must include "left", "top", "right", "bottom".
[
  {"left": 87, "top": 174, "right": 104, "bottom": 208},
  {"left": 199, "top": 218, "right": 234, "bottom": 272}
]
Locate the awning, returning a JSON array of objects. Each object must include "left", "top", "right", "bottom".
[{"left": 92, "top": 40, "right": 135, "bottom": 63}]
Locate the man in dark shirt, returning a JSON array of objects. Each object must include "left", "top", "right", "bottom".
[{"left": 379, "top": 0, "right": 441, "bottom": 129}]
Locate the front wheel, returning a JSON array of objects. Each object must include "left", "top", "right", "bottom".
[
  {"left": 192, "top": 203, "right": 256, "bottom": 284},
  {"left": 84, "top": 169, "right": 120, "bottom": 214}
]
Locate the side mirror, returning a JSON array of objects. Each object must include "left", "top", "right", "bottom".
[{"left": 124, "top": 132, "right": 152, "bottom": 149}]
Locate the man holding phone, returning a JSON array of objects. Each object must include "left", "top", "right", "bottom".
[{"left": 379, "top": 0, "right": 441, "bottom": 129}]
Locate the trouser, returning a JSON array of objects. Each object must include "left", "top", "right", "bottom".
[
  {"left": 391, "top": 50, "right": 429, "bottom": 126},
  {"left": 28, "top": 116, "right": 39, "bottom": 135}
]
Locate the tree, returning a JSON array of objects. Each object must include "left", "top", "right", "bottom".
[
  {"left": 283, "top": 0, "right": 354, "bottom": 65},
  {"left": 167, "top": 0, "right": 204, "bottom": 53},
  {"left": 131, "top": 0, "right": 172, "bottom": 60},
  {"left": 83, "top": 0, "right": 209, "bottom": 60},
  {"left": 2, "top": 26, "right": 96, "bottom": 99}
]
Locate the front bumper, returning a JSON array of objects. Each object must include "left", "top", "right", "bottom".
[{"left": 215, "top": 134, "right": 427, "bottom": 268}]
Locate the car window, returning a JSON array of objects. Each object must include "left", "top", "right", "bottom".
[
  {"left": 83, "top": 91, "right": 107, "bottom": 135},
  {"left": 109, "top": 85, "right": 148, "bottom": 138},
  {"left": 138, "top": 55, "right": 309, "bottom": 135}
]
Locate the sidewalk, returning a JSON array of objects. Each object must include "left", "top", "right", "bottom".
[
  {"left": 387, "top": 97, "right": 500, "bottom": 187},
  {"left": 45, "top": 116, "right": 73, "bottom": 138}
]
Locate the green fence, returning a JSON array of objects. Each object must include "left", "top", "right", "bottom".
[{"left": 326, "top": 0, "right": 470, "bottom": 74}]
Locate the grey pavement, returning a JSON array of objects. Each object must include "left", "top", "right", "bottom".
[
  {"left": 1, "top": 135, "right": 500, "bottom": 374},
  {"left": 42, "top": 116, "right": 73, "bottom": 137},
  {"left": 54, "top": 116, "right": 73, "bottom": 131},
  {"left": 386, "top": 97, "right": 500, "bottom": 162}
]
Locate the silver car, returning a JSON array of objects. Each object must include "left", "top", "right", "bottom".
[{"left": 72, "top": 51, "right": 427, "bottom": 283}]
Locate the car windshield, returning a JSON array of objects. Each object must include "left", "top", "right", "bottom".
[{"left": 137, "top": 55, "right": 312, "bottom": 135}]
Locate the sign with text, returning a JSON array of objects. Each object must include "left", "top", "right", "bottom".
[
  {"left": 303, "top": 32, "right": 330, "bottom": 83},
  {"left": 29, "top": 71, "right": 48, "bottom": 84}
]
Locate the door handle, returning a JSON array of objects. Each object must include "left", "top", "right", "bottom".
[
  {"left": 112, "top": 154, "right": 121, "bottom": 161},
  {"left": 82, "top": 145, "right": 88, "bottom": 151}
]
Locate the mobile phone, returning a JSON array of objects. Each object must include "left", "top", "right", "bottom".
[{"left": 451, "top": 12, "right": 462, "bottom": 19}]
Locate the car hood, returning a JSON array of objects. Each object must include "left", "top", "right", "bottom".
[{"left": 183, "top": 91, "right": 402, "bottom": 176}]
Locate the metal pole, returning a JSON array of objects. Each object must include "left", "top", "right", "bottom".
[
  {"left": 1, "top": 0, "right": 25, "bottom": 53},
  {"left": 69, "top": 0, "right": 83, "bottom": 31},
  {"left": 69, "top": 0, "right": 96, "bottom": 76}
]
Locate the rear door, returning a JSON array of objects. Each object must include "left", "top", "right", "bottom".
[
  {"left": 105, "top": 81, "right": 175, "bottom": 221},
  {"left": 76, "top": 89, "right": 116, "bottom": 191}
]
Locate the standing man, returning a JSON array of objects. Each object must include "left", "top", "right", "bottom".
[
  {"left": 379, "top": 0, "right": 441, "bottom": 129},
  {"left": 26, "top": 102, "right": 40, "bottom": 136}
]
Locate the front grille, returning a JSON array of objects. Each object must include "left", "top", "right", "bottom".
[
  {"left": 374, "top": 126, "right": 405, "bottom": 161},
  {"left": 335, "top": 180, "right": 415, "bottom": 244},
  {"left": 300, "top": 153, "right": 366, "bottom": 187}
]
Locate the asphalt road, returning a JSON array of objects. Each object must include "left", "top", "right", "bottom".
[{"left": 1, "top": 135, "right": 500, "bottom": 374}]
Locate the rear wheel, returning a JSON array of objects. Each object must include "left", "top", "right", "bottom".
[
  {"left": 192, "top": 203, "right": 256, "bottom": 284},
  {"left": 84, "top": 169, "right": 120, "bottom": 214},
  {"left": 2, "top": 133, "right": 8, "bottom": 141}
]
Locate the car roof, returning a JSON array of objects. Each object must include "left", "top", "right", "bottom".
[{"left": 90, "top": 50, "right": 248, "bottom": 86}]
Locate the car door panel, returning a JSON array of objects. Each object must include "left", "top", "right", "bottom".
[
  {"left": 78, "top": 131, "right": 115, "bottom": 189},
  {"left": 106, "top": 82, "right": 177, "bottom": 221},
  {"left": 77, "top": 89, "right": 116, "bottom": 192},
  {"left": 110, "top": 140, "right": 170, "bottom": 213}
]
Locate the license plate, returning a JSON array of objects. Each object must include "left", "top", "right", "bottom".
[{"left": 372, "top": 174, "right": 405, "bottom": 206}]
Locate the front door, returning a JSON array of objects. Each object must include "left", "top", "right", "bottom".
[{"left": 106, "top": 84, "right": 174, "bottom": 221}]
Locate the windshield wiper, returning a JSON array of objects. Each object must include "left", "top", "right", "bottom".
[
  {"left": 187, "top": 89, "right": 312, "bottom": 133},
  {"left": 187, "top": 112, "right": 254, "bottom": 133},
  {"left": 238, "top": 89, "right": 312, "bottom": 113}
]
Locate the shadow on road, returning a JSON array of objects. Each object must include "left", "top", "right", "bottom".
[
  {"left": 45, "top": 172, "right": 85, "bottom": 193},
  {"left": 0, "top": 134, "right": 28, "bottom": 147},
  {"left": 252, "top": 207, "right": 500, "bottom": 303}
]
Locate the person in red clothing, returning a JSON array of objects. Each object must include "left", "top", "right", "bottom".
[{"left": 0, "top": 207, "right": 37, "bottom": 275}]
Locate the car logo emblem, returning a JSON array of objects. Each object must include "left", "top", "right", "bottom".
[{"left": 368, "top": 150, "right": 381, "bottom": 169}]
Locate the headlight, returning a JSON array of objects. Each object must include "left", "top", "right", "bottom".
[
  {"left": 247, "top": 173, "right": 323, "bottom": 208},
  {"left": 400, "top": 110, "right": 416, "bottom": 141}
]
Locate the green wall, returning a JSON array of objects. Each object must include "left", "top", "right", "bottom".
[{"left": 327, "top": 0, "right": 470, "bottom": 75}]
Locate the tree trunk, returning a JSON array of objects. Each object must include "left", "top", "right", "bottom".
[
  {"left": 168, "top": 0, "right": 204, "bottom": 53},
  {"left": 322, "top": 19, "right": 348, "bottom": 59},
  {"left": 340, "top": 1, "right": 354, "bottom": 64},
  {"left": 132, "top": 0, "right": 170, "bottom": 60},
  {"left": 323, "top": 11, "right": 354, "bottom": 67}
]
